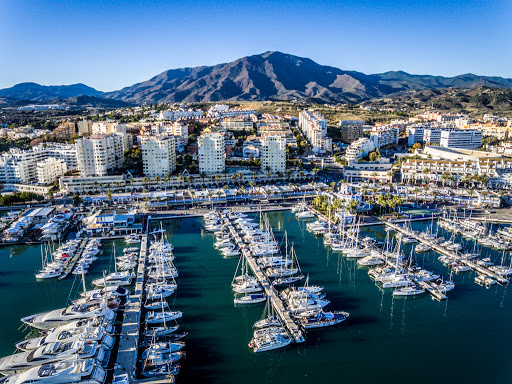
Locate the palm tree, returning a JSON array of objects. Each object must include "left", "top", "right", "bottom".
[{"left": 165, "top": 173, "right": 171, "bottom": 188}]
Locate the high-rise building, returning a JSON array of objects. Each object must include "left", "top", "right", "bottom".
[
  {"left": 370, "top": 126, "right": 399, "bottom": 148},
  {"left": 260, "top": 135, "right": 286, "bottom": 174},
  {"left": 198, "top": 132, "right": 225, "bottom": 175},
  {"left": 141, "top": 136, "right": 176, "bottom": 178},
  {"left": 298, "top": 110, "right": 332, "bottom": 153},
  {"left": 76, "top": 134, "right": 125, "bottom": 176}
]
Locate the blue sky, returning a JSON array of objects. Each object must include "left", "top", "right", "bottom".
[{"left": 0, "top": 0, "right": 510, "bottom": 91}]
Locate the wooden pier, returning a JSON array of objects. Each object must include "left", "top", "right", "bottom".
[
  {"left": 58, "top": 237, "right": 89, "bottom": 280},
  {"left": 114, "top": 235, "right": 148, "bottom": 379},
  {"left": 385, "top": 222, "right": 509, "bottom": 284},
  {"left": 223, "top": 216, "right": 305, "bottom": 343}
]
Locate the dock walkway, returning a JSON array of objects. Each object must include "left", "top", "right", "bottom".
[
  {"left": 223, "top": 215, "right": 305, "bottom": 343},
  {"left": 59, "top": 237, "right": 89, "bottom": 280},
  {"left": 114, "top": 235, "right": 148, "bottom": 378},
  {"left": 385, "top": 222, "right": 509, "bottom": 284}
]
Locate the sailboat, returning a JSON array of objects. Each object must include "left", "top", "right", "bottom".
[{"left": 253, "top": 297, "right": 281, "bottom": 329}]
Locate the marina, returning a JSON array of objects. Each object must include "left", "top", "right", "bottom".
[{"left": 1, "top": 211, "right": 512, "bottom": 383}]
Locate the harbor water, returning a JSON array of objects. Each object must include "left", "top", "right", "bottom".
[{"left": 1, "top": 211, "right": 511, "bottom": 383}]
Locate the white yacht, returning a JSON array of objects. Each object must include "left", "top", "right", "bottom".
[
  {"left": 0, "top": 340, "right": 104, "bottom": 375},
  {"left": 357, "top": 255, "right": 384, "bottom": 266},
  {"left": 234, "top": 294, "right": 266, "bottom": 305},
  {"left": 393, "top": 286, "right": 425, "bottom": 297},
  {"left": 21, "top": 305, "right": 113, "bottom": 330},
  {"left": 92, "top": 271, "right": 135, "bottom": 287},
  {"left": 124, "top": 234, "right": 141, "bottom": 244},
  {"left": 146, "top": 311, "right": 182, "bottom": 324},
  {"left": 249, "top": 333, "right": 292, "bottom": 353},
  {"left": 0, "top": 358, "right": 106, "bottom": 384},
  {"left": 298, "top": 310, "right": 349, "bottom": 329}
]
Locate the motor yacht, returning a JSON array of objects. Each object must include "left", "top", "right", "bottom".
[
  {"left": 234, "top": 294, "right": 266, "bottom": 305},
  {"left": 0, "top": 358, "right": 106, "bottom": 384},
  {"left": 21, "top": 305, "right": 113, "bottom": 330},
  {"left": 393, "top": 286, "right": 425, "bottom": 297},
  {"left": 297, "top": 310, "right": 349, "bottom": 329},
  {"left": 92, "top": 271, "right": 135, "bottom": 287},
  {"left": 0, "top": 340, "right": 104, "bottom": 375}
]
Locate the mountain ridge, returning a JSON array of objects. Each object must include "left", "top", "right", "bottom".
[{"left": 2, "top": 52, "right": 512, "bottom": 104}]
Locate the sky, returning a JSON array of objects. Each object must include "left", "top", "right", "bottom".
[{"left": 0, "top": 0, "right": 511, "bottom": 91}]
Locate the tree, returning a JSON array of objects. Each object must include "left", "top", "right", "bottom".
[
  {"left": 412, "top": 142, "right": 422, "bottom": 150},
  {"left": 106, "top": 189, "right": 113, "bottom": 201},
  {"left": 369, "top": 151, "right": 379, "bottom": 162}
]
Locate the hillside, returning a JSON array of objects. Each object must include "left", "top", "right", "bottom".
[{"left": 362, "top": 87, "right": 512, "bottom": 117}]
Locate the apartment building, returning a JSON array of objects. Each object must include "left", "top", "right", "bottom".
[
  {"left": 36, "top": 158, "right": 67, "bottom": 185},
  {"left": 140, "top": 136, "right": 176, "bottom": 178},
  {"left": 52, "top": 121, "right": 77, "bottom": 140},
  {"left": 340, "top": 124, "right": 365, "bottom": 144},
  {"left": 260, "top": 136, "right": 286, "bottom": 174},
  {"left": 370, "top": 126, "right": 399, "bottom": 148},
  {"left": 76, "top": 134, "right": 125, "bottom": 177},
  {"left": 298, "top": 110, "right": 332, "bottom": 153},
  {"left": 345, "top": 138, "right": 376, "bottom": 161},
  {"left": 439, "top": 129, "right": 482, "bottom": 150},
  {"left": 91, "top": 122, "right": 127, "bottom": 135},
  {"left": 198, "top": 132, "right": 225, "bottom": 174},
  {"left": 0, "top": 144, "right": 77, "bottom": 184},
  {"left": 220, "top": 118, "right": 254, "bottom": 131}
]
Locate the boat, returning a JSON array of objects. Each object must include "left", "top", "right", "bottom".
[
  {"left": 21, "top": 304, "right": 113, "bottom": 330},
  {"left": 393, "top": 286, "right": 425, "bottom": 297},
  {"left": 415, "top": 243, "right": 431, "bottom": 253},
  {"left": 92, "top": 271, "right": 135, "bottom": 287},
  {"left": 144, "top": 325, "right": 180, "bottom": 338},
  {"left": 141, "top": 363, "right": 180, "bottom": 378},
  {"left": 297, "top": 310, "right": 349, "bottom": 329},
  {"left": 146, "top": 311, "right": 183, "bottom": 324},
  {"left": 124, "top": 234, "right": 141, "bottom": 244},
  {"left": 0, "top": 357, "right": 106, "bottom": 384},
  {"left": 234, "top": 294, "right": 266, "bottom": 305},
  {"left": 0, "top": 340, "right": 105, "bottom": 375},
  {"left": 475, "top": 274, "right": 497, "bottom": 287},
  {"left": 249, "top": 333, "right": 292, "bottom": 353},
  {"left": 357, "top": 256, "right": 384, "bottom": 266},
  {"left": 142, "top": 342, "right": 186, "bottom": 360}
]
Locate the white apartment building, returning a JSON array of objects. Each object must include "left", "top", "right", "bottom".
[
  {"left": 221, "top": 118, "right": 254, "bottom": 131},
  {"left": 298, "top": 110, "right": 332, "bottom": 154},
  {"left": 0, "top": 143, "right": 77, "bottom": 184},
  {"left": 260, "top": 136, "right": 286, "bottom": 174},
  {"left": 345, "top": 138, "right": 376, "bottom": 161},
  {"left": 35, "top": 143, "right": 78, "bottom": 171},
  {"left": 439, "top": 129, "right": 482, "bottom": 150},
  {"left": 343, "top": 158, "right": 393, "bottom": 183},
  {"left": 76, "top": 134, "right": 125, "bottom": 177},
  {"left": 370, "top": 126, "right": 399, "bottom": 148},
  {"left": 157, "top": 109, "right": 203, "bottom": 121},
  {"left": 198, "top": 132, "right": 225, "bottom": 175},
  {"left": 141, "top": 136, "right": 176, "bottom": 178},
  {"left": 36, "top": 158, "right": 67, "bottom": 185},
  {"left": 91, "top": 122, "right": 127, "bottom": 135},
  {"left": 407, "top": 126, "right": 425, "bottom": 146}
]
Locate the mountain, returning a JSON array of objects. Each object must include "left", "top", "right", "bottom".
[
  {"left": 0, "top": 82, "right": 102, "bottom": 102},
  {"left": 105, "top": 52, "right": 512, "bottom": 104},
  {"left": 105, "top": 52, "right": 386, "bottom": 103},
  {"left": 3, "top": 52, "right": 512, "bottom": 104}
]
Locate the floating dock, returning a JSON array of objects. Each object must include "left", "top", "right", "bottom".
[
  {"left": 223, "top": 214, "right": 305, "bottom": 343},
  {"left": 385, "top": 222, "right": 509, "bottom": 284},
  {"left": 114, "top": 235, "right": 148, "bottom": 379},
  {"left": 58, "top": 237, "right": 89, "bottom": 280}
]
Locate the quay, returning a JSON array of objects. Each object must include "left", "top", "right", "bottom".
[
  {"left": 58, "top": 237, "right": 89, "bottom": 280},
  {"left": 385, "top": 222, "right": 509, "bottom": 284},
  {"left": 114, "top": 235, "right": 148, "bottom": 379},
  {"left": 222, "top": 214, "right": 305, "bottom": 344}
]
